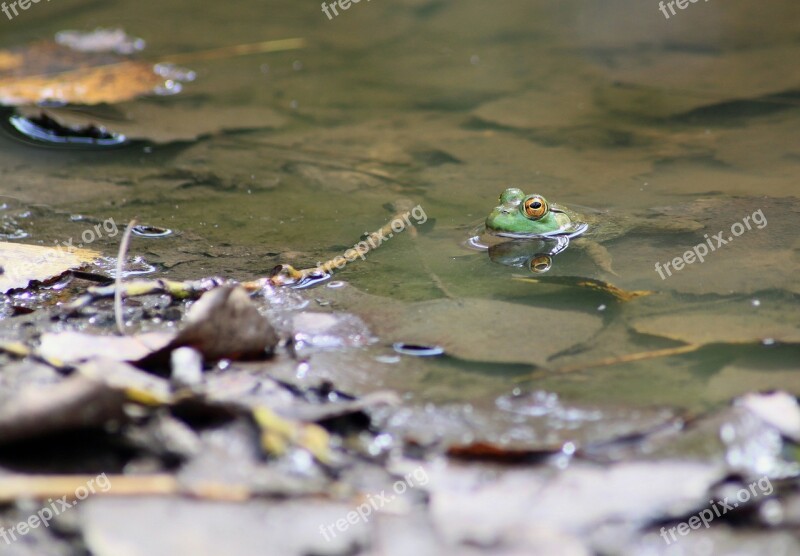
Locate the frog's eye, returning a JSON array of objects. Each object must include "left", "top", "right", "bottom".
[
  {"left": 522, "top": 195, "right": 548, "bottom": 219},
  {"left": 529, "top": 255, "right": 552, "bottom": 274},
  {"left": 499, "top": 188, "right": 525, "bottom": 205}
]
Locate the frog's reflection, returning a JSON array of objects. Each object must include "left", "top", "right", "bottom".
[
  {"left": 467, "top": 231, "right": 570, "bottom": 274},
  {"left": 487, "top": 236, "right": 570, "bottom": 274}
]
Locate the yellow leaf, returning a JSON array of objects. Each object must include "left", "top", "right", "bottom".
[
  {"left": 252, "top": 407, "right": 333, "bottom": 465},
  {"left": 0, "top": 241, "right": 99, "bottom": 293}
]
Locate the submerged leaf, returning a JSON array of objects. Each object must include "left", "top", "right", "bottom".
[{"left": 0, "top": 30, "right": 192, "bottom": 106}]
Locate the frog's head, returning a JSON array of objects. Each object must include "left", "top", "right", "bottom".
[{"left": 485, "top": 188, "right": 567, "bottom": 237}]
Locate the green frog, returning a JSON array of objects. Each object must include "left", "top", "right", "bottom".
[{"left": 483, "top": 188, "right": 703, "bottom": 274}]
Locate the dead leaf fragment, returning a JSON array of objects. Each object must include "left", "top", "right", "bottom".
[
  {"left": 173, "top": 286, "right": 279, "bottom": 361},
  {"left": 0, "top": 241, "right": 99, "bottom": 293},
  {"left": 0, "top": 31, "right": 191, "bottom": 106},
  {"left": 137, "top": 286, "right": 279, "bottom": 372},
  {"left": 0, "top": 374, "right": 126, "bottom": 444},
  {"left": 39, "top": 331, "right": 174, "bottom": 365},
  {"left": 253, "top": 406, "right": 333, "bottom": 465}
]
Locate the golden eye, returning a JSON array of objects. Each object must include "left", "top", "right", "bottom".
[
  {"left": 523, "top": 196, "right": 547, "bottom": 219},
  {"left": 529, "top": 255, "right": 552, "bottom": 274}
]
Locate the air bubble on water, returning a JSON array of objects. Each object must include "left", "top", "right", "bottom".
[{"left": 153, "top": 63, "right": 197, "bottom": 82}]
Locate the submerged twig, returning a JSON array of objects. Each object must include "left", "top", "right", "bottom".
[
  {"left": 268, "top": 204, "right": 417, "bottom": 288},
  {"left": 517, "top": 343, "right": 704, "bottom": 381},
  {"left": 157, "top": 37, "right": 307, "bottom": 65}
]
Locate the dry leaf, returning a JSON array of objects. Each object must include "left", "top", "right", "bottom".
[
  {"left": 138, "top": 286, "right": 279, "bottom": 373},
  {"left": 38, "top": 331, "right": 174, "bottom": 365},
  {"left": 252, "top": 406, "right": 333, "bottom": 464},
  {"left": 0, "top": 241, "right": 99, "bottom": 293}
]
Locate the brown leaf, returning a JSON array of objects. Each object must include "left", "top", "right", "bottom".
[
  {"left": 38, "top": 331, "right": 174, "bottom": 365},
  {"left": 0, "top": 31, "right": 190, "bottom": 106},
  {"left": 138, "top": 286, "right": 279, "bottom": 372},
  {"left": 175, "top": 286, "right": 278, "bottom": 361},
  {"left": 0, "top": 374, "right": 126, "bottom": 444}
]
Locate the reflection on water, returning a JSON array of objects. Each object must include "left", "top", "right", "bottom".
[{"left": 1, "top": 0, "right": 798, "bottom": 410}]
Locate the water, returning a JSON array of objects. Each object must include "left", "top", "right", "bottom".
[{"left": 1, "top": 0, "right": 798, "bottom": 411}]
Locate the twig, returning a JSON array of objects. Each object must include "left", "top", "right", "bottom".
[
  {"left": 517, "top": 343, "right": 704, "bottom": 382},
  {"left": 268, "top": 206, "right": 416, "bottom": 287},
  {"left": 0, "top": 474, "right": 251, "bottom": 502},
  {"left": 114, "top": 219, "right": 136, "bottom": 335},
  {"left": 157, "top": 38, "right": 307, "bottom": 65}
]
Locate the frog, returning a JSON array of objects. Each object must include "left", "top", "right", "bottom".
[{"left": 483, "top": 188, "right": 703, "bottom": 274}]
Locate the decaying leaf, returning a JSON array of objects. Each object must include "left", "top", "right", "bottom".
[
  {"left": 0, "top": 30, "right": 306, "bottom": 108},
  {"left": 0, "top": 241, "right": 99, "bottom": 293},
  {"left": 0, "top": 29, "right": 192, "bottom": 106},
  {"left": 79, "top": 358, "right": 173, "bottom": 406},
  {"left": 38, "top": 331, "right": 174, "bottom": 365},
  {"left": 169, "top": 286, "right": 279, "bottom": 362},
  {"left": 0, "top": 374, "right": 126, "bottom": 444},
  {"left": 252, "top": 406, "right": 333, "bottom": 465},
  {"left": 134, "top": 286, "right": 279, "bottom": 374}
]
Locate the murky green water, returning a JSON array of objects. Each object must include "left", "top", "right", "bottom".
[{"left": 2, "top": 0, "right": 798, "bottom": 411}]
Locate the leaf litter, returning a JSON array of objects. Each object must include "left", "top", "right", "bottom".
[{"left": 2, "top": 254, "right": 799, "bottom": 554}]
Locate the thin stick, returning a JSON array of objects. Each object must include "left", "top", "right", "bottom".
[
  {"left": 268, "top": 206, "right": 416, "bottom": 287},
  {"left": 158, "top": 38, "right": 307, "bottom": 65},
  {"left": 0, "top": 474, "right": 251, "bottom": 502},
  {"left": 532, "top": 343, "right": 704, "bottom": 378},
  {"left": 0, "top": 474, "right": 177, "bottom": 502},
  {"left": 114, "top": 219, "right": 137, "bottom": 335}
]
